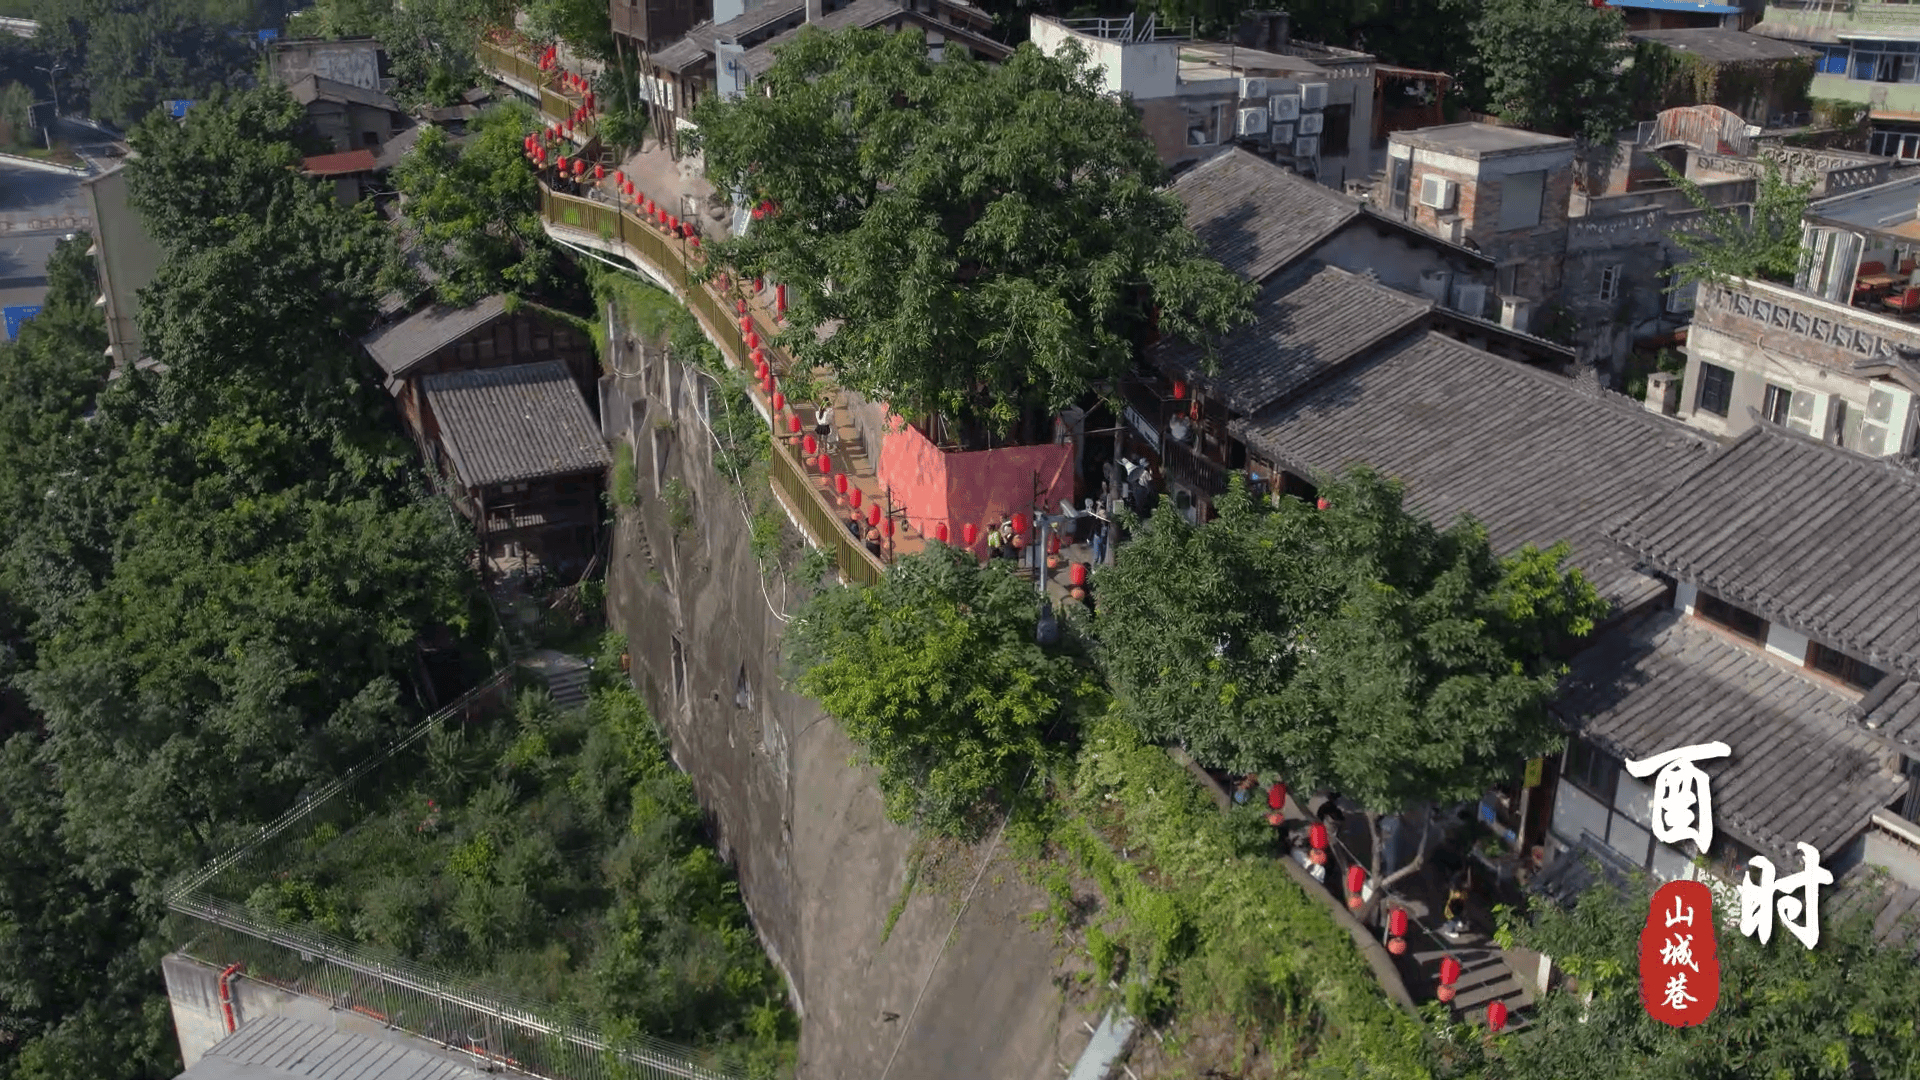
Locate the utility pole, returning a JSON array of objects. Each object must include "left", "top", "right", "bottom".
[{"left": 35, "top": 62, "right": 63, "bottom": 122}]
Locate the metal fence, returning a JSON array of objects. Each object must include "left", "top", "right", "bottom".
[
  {"left": 478, "top": 39, "right": 598, "bottom": 144},
  {"left": 165, "top": 668, "right": 747, "bottom": 1080},
  {"left": 769, "top": 436, "right": 885, "bottom": 587}
]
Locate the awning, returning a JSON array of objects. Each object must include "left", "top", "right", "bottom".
[{"left": 1375, "top": 64, "right": 1452, "bottom": 82}]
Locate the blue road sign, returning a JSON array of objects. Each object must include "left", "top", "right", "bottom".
[
  {"left": 258, "top": 28, "right": 279, "bottom": 41},
  {"left": 4, "top": 305, "right": 42, "bottom": 341}
]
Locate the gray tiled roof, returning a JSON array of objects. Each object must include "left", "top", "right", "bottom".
[
  {"left": 1628, "top": 28, "right": 1816, "bottom": 65},
  {"left": 362, "top": 295, "right": 509, "bottom": 378},
  {"left": 423, "top": 362, "right": 611, "bottom": 487},
  {"left": 654, "top": 0, "right": 805, "bottom": 70},
  {"left": 1234, "top": 331, "right": 1718, "bottom": 610},
  {"left": 744, "top": 0, "right": 904, "bottom": 75},
  {"left": 1556, "top": 611, "right": 1907, "bottom": 865},
  {"left": 1859, "top": 676, "right": 1920, "bottom": 749},
  {"left": 1158, "top": 263, "right": 1431, "bottom": 415},
  {"left": 1608, "top": 425, "right": 1920, "bottom": 679},
  {"left": 1831, "top": 864, "right": 1920, "bottom": 955},
  {"left": 290, "top": 74, "right": 401, "bottom": 114},
  {"left": 1169, "top": 147, "right": 1360, "bottom": 284},
  {"left": 178, "top": 1013, "right": 480, "bottom": 1080}
]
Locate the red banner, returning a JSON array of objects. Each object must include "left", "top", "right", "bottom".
[{"left": 1640, "top": 880, "right": 1720, "bottom": 1027}]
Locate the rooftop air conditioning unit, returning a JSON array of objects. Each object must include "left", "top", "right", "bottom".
[
  {"left": 1862, "top": 383, "right": 1914, "bottom": 456},
  {"left": 1240, "top": 77, "right": 1269, "bottom": 100},
  {"left": 1418, "top": 269, "right": 1453, "bottom": 304},
  {"left": 1238, "top": 108, "right": 1268, "bottom": 138},
  {"left": 1297, "top": 112, "right": 1323, "bottom": 137},
  {"left": 1271, "top": 122, "right": 1294, "bottom": 145},
  {"left": 1452, "top": 281, "right": 1489, "bottom": 318},
  {"left": 1419, "top": 175, "right": 1457, "bottom": 211},
  {"left": 1269, "top": 94, "right": 1300, "bottom": 122},
  {"left": 1293, "top": 136, "right": 1319, "bottom": 160},
  {"left": 1301, "top": 83, "right": 1329, "bottom": 111}
]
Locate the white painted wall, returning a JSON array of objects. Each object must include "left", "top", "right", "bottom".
[
  {"left": 1030, "top": 16, "right": 1179, "bottom": 100},
  {"left": 1765, "top": 623, "right": 1811, "bottom": 665},
  {"left": 1674, "top": 580, "right": 1697, "bottom": 614}
]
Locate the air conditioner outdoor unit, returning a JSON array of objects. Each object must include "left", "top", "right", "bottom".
[
  {"left": 1418, "top": 270, "right": 1453, "bottom": 304},
  {"left": 1269, "top": 94, "right": 1300, "bottom": 122},
  {"left": 1301, "top": 83, "right": 1329, "bottom": 111},
  {"left": 1500, "top": 295, "right": 1532, "bottom": 333},
  {"left": 1271, "top": 122, "right": 1294, "bottom": 145},
  {"left": 1240, "top": 77, "right": 1269, "bottom": 100},
  {"left": 1297, "top": 112, "right": 1323, "bottom": 137},
  {"left": 1419, "top": 175, "right": 1458, "bottom": 211},
  {"left": 1293, "top": 136, "right": 1319, "bottom": 159},
  {"left": 1452, "top": 282, "right": 1489, "bottom": 318},
  {"left": 1238, "top": 108, "right": 1268, "bottom": 138},
  {"left": 1862, "top": 383, "right": 1914, "bottom": 456}
]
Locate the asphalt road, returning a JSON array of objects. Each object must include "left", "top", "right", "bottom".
[{"left": 0, "top": 117, "right": 127, "bottom": 333}]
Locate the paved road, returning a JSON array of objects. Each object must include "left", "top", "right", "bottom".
[{"left": 0, "top": 118, "right": 127, "bottom": 330}]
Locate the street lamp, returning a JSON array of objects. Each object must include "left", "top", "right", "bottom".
[{"left": 35, "top": 63, "right": 64, "bottom": 121}]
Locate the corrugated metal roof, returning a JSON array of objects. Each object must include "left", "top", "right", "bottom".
[
  {"left": 1169, "top": 148, "right": 1360, "bottom": 285},
  {"left": 361, "top": 295, "right": 510, "bottom": 378},
  {"left": 289, "top": 74, "right": 402, "bottom": 114},
  {"left": 178, "top": 1014, "right": 482, "bottom": 1080},
  {"left": 1234, "top": 331, "right": 1716, "bottom": 611},
  {"left": 423, "top": 361, "right": 611, "bottom": 488},
  {"left": 1608, "top": 425, "right": 1920, "bottom": 679},
  {"left": 1158, "top": 263, "right": 1432, "bottom": 415},
  {"left": 1556, "top": 611, "right": 1907, "bottom": 865}
]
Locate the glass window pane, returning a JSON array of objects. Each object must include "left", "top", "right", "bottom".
[{"left": 1651, "top": 840, "right": 1694, "bottom": 882}]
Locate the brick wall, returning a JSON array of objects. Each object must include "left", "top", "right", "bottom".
[{"left": 1403, "top": 154, "right": 1573, "bottom": 301}]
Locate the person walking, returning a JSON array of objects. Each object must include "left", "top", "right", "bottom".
[{"left": 985, "top": 519, "right": 1003, "bottom": 561}]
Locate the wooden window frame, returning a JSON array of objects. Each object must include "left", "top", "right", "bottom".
[{"left": 1695, "top": 591, "right": 1769, "bottom": 643}]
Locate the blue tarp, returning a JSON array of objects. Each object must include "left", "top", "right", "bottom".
[
  {"left": 4, "top": 305, "right": 42, "bottom": 340},
  {"left": 167, "top": 99, "right": 195, "bottom": 118}
]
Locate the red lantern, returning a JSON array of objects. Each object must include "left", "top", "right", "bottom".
[
  {"left": 883, "top": 519, "right": 895, "bottom": 538},
  {"left": 1267, "top": 812, "right": 1285, "bottom": 826},
  {"left": 963, "top": 523, "right": 979, "bottom": 547},
  {"left": 594, "top": 164, "right": 604, "bottom": 181},
  {"left": 644, "top": 198, "right": 655, "bottom": 215},
  {"left": 737, "top": 299, "right": 748, "bottom": 315},
  {"left": 817, "top": 453, "right": 831, "bottom": 473},
  {"left": 1486, "top": 1002, "right": 1508, "bottom": 1034},
  {"left": 586, "top": 92, "right": 595, "bottom": 111},
  {"left": 1173, "top": 380, "right": 1187, "bottom": 400},
  {"left": 556, "top": 156, "right": 568, "bottom": 173},
  {"left": 1315, "top": 497, "right": 1330, "bottom": 510},
  {"left": 772, "top": 392, "right": 785, "bottom": 412},
  {"left": 754, "top": 275, "right": 764, "bottom": 292},
  {"left": 1437, "top": 984, "right": 1457, "bottom": 1004},
  {"left": 752, "top": 206, "right": 766, "bottom": 220},
  {"left": 1069, "top": 563, "right": 1088, "bottom": 587},
  {"left": 690, "top": 237, "right": 700, "bottom": 250},
  {"left": 1011, "top": 512, "right": 1028, "bottom": 536},
  {"left": 667, "top": 214, "right": 679, "bottom": 231},
  {"left": 614, "top": 170, "right": 625, "bottom": 185},
  {"left": 936, "top": 523, "right": 950, "bottom": 544},
  {"left": 751, "top": 348, "right": 766, "bottom": 366},
  {"left": 746, "top": 331, "right": 760, "bottom": 350},
  {"left": 835, "top": 473, "right": 848, "bottom": 495},
  {"left": 1388, "top": 937, "right": 1409, "bottom": 956},
  {"left": 1388, "top": 908, "right": 1409, "bottom": 938},
  {"left": 869, "top": 504, "right": 882, "bottom": 528},
  {"left": 776, "top": 283, "right": 787, "bottom": 314},
  {"left": 1439, "top": 957, "right": 1462, "bottom": 987},
  {"left": 574, "top": 160, "right": 586, "bottom": 176},
  {"left": 803, "top": 434, "right": 818, "bottom": 456},
  {"left": 1267, "top": 782, "right": 1286, "bottom": 811},
  {"left": 788, "top": 414, "right": 802, "bottom": 435},
  {"left": 740, "top": 317, "right": 753, "bottom": 336},
  {"left": 1047, "top": 534, "right": 1061, "bottom": 556},
  {"left": 1346, "top": 865, "right": 1366, "bottom": 909},
  {"left": 1309, "top": 823, "right": 1328, "bottom": 850},
  {"left": 850, "top": 489, "right": 863, "bottom": 510}
]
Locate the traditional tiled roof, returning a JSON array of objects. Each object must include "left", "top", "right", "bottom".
[
  {"left": 741, "top": 0, "right": 1011, "bottom": 75},
  {"left": 361, "top": 295, "right": 510, "bottom": 378},
  {"left": 423, "top": 362, "right": 610, "bottom": 488},
  {"left": 1556, "top": 611, "right": 1907, "bottom": 865},
  {"left": 654, "top": 0, "right": 806, "bottom": 71},
  {"left": 370, "top": 124, "right": 424, "bottom": 171},
  {"left": 302, "top": 149, "right": 378, "bottom": 176},
  {"left": 1831, "top": 864, "right": 1920, "bottom": 956},
  {"left": 1608, "top": 425, "right": 1920, "bottom": 679},
  {"left": 289, "top": 74, "right": 401, "bottom": 114},
  {"left": 1858, "top": 676, "right": 1920, "bottom": 749},
  {"left": 1157, "top": 263, "right": 1431, "bottom": 415},
  {"left": 1169, "top": 147, "right": 1360, "bottom": 284},
  {"left": 1234, "top": 331, "right": 1717, "bottom": 611}
]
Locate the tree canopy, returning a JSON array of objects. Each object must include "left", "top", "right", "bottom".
[
  {"left": 287, "top": 0, "right": 511, "bottom": 103},
  {"left": 1473, "top": 0, "right": 1629, "bottom": 145},
  {"left": 689, "top": 28, "right": 1254, "bottom": 436},
  {"left": 783, "top": 546, "right": 1089, "bottom": 838},
  {"left": 1094, "top": 471, "right": 1606, "bottom": 893},
  {"left": 23, "top": 0, "right": 266, "bottom": 128},
  {"left": 1659, "top": 157, "right": 1814, "bottom": 292}
]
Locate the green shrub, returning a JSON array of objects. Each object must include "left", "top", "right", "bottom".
[{"left": 612, "top": 442, "right": 637, "bottom": 508}]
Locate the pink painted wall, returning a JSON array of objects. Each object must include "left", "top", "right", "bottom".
[{"left": 875, "top": 410, "right": 1076, "bottom": 561}]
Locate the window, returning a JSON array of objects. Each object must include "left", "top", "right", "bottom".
[
  {"left": 1320, "top": 103, "right": 1353, "bottom": 157},
  {"left": 1695, "top": 592, "right": 1769, "bottom": 643},
  {"left": 1853, "top": 41, "right": 1920, "bottom": 84},
  {"left": 1807, "top": 641, "right": 1886, "bottom": 691},
  {"left": 361, "top": 130, "right": 380, "bottom": 147},
  {"left": 1563, "top": 735, "right": 1619, "bottom": 805},
  {"left": 1901, "top": 756, "right": 1920, "bottom": 825},
  {"left": 1666, "top": 280, "right": 1697, "bottom": 314},
  {"left": 1695, "top": 362, "right": 1734, "bottom": 417},
  {"left": 1817, "top": 44, "right": 1851, "bottom": 76},
  {"left": 1388, "top": 157, "right": 1412, "bottom": 211},
  {"left": 1597, "top": 264, "right": 1622, "bottom": 303},
  {"left": 1762, "top": 382, "right": 1793, "bottom": 425},
  {"left": 1498, "top": 170, "right": 1546, "bottom": 230}
]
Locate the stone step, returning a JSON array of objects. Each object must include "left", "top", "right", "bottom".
[{"left": 546, "top": 666, "right": 591, "bottom": 710}]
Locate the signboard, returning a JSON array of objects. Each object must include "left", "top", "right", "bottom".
[
  {"left": 257, "top": 28, "right": 279, "bottom": 41},
  {"left": 166, "top": 100, "right": 195, "bottom": 119},
  {"left": 3, "top": 305, "right": 41, "bottom": 340},
  {"left": 1523, "top": 757, "right": 1544, "bottom": 789},
  {"left": 1122, "top": 404, "right": 1162, "bottom": 454}
]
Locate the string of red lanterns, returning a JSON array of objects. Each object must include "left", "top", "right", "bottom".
[
  {"left": 1486, "top": 1001, "right": 1508, "bottom": 1034},
  {"left": 1307, "top": 823, "right": 1329, "bottom": 866},
  {"left": 1345, "top": 865, "right": 1366, "bottom": 911},
  {"left": 1386, "top": 908, "right": 1409, "bottom": 955},
  {"left": 1266, "top": 781, "right": 1287, "bottom": 827},
  {"left": 1436, "top": 957, "right": 1462, "bottom": 1003}
]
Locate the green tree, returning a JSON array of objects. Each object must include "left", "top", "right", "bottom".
[
  {"left": 285, "top": 0, "right": 513, "bottom": 102},
  {"left": 391, "top": 103, "right": 561, "bottom": 307},
  {"left": 783, "top": 547, "right": 1087, "bottom": 838},
  {"left": 25, "top": 0, "right": 260, "bottom": 128},
  {"left": 0, "top": 81, "right": 34, "bottom": 147},
  {"left": 1473, "top": 0, "right": 1629, "bottom": 144},
  {"left": 1095, "top": 471, "right": 1606, "bottom": 906},
  {"left": 1440, "top": 868, "right": 1920, "bottom": 1080},
  {"left": 1658, "top": 157, "right": 1814, "bottom": 292},
  {"left": 690, "top": 28, "right": 1254, "bottom": 436}
]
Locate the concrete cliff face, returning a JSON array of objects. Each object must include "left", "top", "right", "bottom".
[{"left": 603, "top": 324, "right": 1097, "bottom": 1080}]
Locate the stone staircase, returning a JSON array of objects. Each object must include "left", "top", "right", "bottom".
[
  {"left": 1411, "top": 937, "right": 1535, "bottom": 1033},
  {"left": 519, "top": 650, "right": 593, "bottom": 711}
]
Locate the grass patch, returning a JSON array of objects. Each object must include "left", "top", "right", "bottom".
[
  {"left": 880, "top": 842, "right": 925, "bottom": 947},
  {"left": 226, "top": 671, "right": 797, "bottom": 1078},
  {"left": 611, "top": 441, "right": 637, "bottom": 509}
]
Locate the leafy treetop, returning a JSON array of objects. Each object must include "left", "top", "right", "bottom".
[
  {"left": 1473, "top": 0, "right": 1629, "bottom": 145},
  {"left": 689, "top": 28, "right": 1255, "bottom": 435},
  {"left": 1658, "top": 156, "right": 1814, "bottom": 293}
]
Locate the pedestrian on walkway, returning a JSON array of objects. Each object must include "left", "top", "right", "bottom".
[
  {"left": 985, "top": 519, "right": 1003, "bottom": 561},
  {"left": 1090, "top": 521, "right": 1107, "bottom": 567}
]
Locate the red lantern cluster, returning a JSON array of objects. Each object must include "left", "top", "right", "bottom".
[
  {"left": 775, "top": 282, "right": 787, "bottom": 316},
  {"left": 1437, "top": 957, "right": 1462, "bottom": 1004},
  {"left": 1345, "top": 865, "right": 1367, "bottom": 911},
  {"left": 1172, "top": 379, "right": 1187, "bottom": 401},
  {"left": 1387, "top": 908, "right": 1409, "bottom": 956},
  {"left": 817, "top": 453, "right": 831, "bottom": 474},
  {"left": 772, "top": 391, "right": 786, "bottom": 413},
  {"left": 803, "top": 434, "right": 818, "bottom": 456},
  {"left": 1307, "top": 822, "right": 1329, "bottom": 866},
  {"left": 538, "top": 45, "right": 557, "bottom": 72}
]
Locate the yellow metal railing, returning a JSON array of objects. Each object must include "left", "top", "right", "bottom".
[
  {"left": 477, "top": 38, "right": 598, "bottom": 144},
  {"left": 537, "top": 182, "right": 887, "bottom": 585}
]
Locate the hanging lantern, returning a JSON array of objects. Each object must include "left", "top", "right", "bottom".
[
  {"left": 1308, "top": 822, "right": 1329, "bottom": 866},
  {"left": 803, "top": 434, "right": 818, "bottom": 455},
  {"left": 1316, "top": 497, "right": 1330, "bottom": 510},
  {"left": 555, "top": 156, "right": 568, "bottom": 172},
  {"left": 754, "top": 275, "right": 765, "bottom": 292},
  {"left": 835, "top": 473, "right": 848, "bottom": 495},
  {"left": 1069, "top": 563, "right": 1089, "bottom": 587},
  {"left": 667, "top": 214, "right": 679, "bottom": 231},
  {"left": 594, "top": 164, "right": 604, "bottom": 181},
  {"left": 850, "top": 488, "right": 863, "bottom": 510},
  {"left": 752, "top": 205, "right": 766, "bottom": 220},
  {"left": 1047, "top": 534, "right": 1061, "bottom": 556},
  {"left": 741, "top": 317, "right": 753, "bottom": 336},
  {"left": 691, "top": 237, "right": 701, "bottom": 250},
  {"left": 1346, "top": 865, "right": 1367, "bottom": 910},
  {"left": 751, "top": 348, "right": 766, "bottom": 366},
  {"left": 745, "top": 330, "right": 760, "bottom": 350},
  {"left": 817, "top": 453, "right": 831, "bottom": 473},
  {"left": 963, "top": 523, "right": 979, "bottom": 547},
  {"left": 575, "top": 160, "right": 587, "bottom": 177},
  {"left": 1387, "top": 908, "right": 1409, "bottom": 955},
  {"left": 776, "top": 283, "right": 787, "bottom": 314},
  {"left": 935, "top": 522, "right": 950, "bottom": 544},
  {"left": 614, "top": 170, "right": 625, "bottom": 186},
  {"left": 586, "top": 92, "right": 595, "bottom": 111},
  {"left": 772, "top": 392, "right": 785, "bottom": 413},
  {"left": 883, "top": 519, "right": 895, "bottom": 538},
  {"left": 1173, "top": 379, "right": 1187, "bottom": 400},
  {"left": 1011, "top": 512, "right": 1028, "bottom": 536},
  {"left": 1486, "top": 1002, "right": 1508, "bottom": 1034},
  {"left": 737, "top": 299, "right": 748, "bottom": 315},
  {"left": 644, "top": 198, "right": 655, "bottom": 215},
  {"left": 1267, "top": 782, "right": 1286, "bottom": 811},
  {"left": 868, "top": 503, "right": 882, "bottom": 528},
  {"left": 1437, "top": 957, "right": 1462, "bottom": 1003},
  {"left": 788, "top": 414, "right": 802, "bottom": 435}
]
